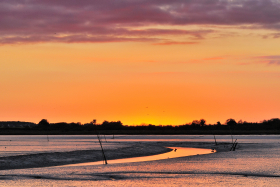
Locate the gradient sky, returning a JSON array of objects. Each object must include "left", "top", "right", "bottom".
[{"left": 1, "top": 0, "right": 280, "bottom": 125}]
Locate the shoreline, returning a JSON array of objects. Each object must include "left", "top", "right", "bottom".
[{"left": 1, "top": 129, "right": 280, "bottom": 135}]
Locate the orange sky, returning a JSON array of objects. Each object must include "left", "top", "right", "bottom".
[{"left": 1, "top": 1, "right": 280, "bottom": 125}]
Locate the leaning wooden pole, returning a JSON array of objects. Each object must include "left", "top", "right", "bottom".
[
  {"left": 232, "top": 142, "right": 238, "bottom": 151},
  {"left": 97, "top": 134, "right": 107, "bottom": 164},
  {"left": 230, "top": 139, "right": 238, "bottom": 151},
  {"left": 214, "top": 135, "right": 217, "bottom": 145}
]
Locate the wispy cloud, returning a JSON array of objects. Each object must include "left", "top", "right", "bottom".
[
  {"left": 153, "top": 41, "right": 199, "bottom": 45},
  {"left": 262, "top": 32, "right": 280, "bottom": 39},
  {"left": 255, "top": 56, "right": 280, "bottom": 65},
  {"left": 1, "top": 0, "right": 280, "bottom": 44}
]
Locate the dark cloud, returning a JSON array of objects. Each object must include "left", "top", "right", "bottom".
[{"left": 1, "top": 0, "right": 280, "bottom": 44}]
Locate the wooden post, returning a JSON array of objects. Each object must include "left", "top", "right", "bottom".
[
  {"left": 97, "top": 134, "right": 107, "bottom": 164},
  {"left": 214, "top": 135, "right": 217, "bottom": 145},
  {"left": 233, "top": 142, "right": 238, "bottom": 151},
  {"left": 230, "top": 139, "right": 237, "bottom": 151}
]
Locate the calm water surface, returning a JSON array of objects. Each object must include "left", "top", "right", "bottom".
[
  {"left": 59, "top": 147, "right": 215, "bottom": 167},
  {"left": 0, "top": 134, "right": 279, "bottom": 157},
  {"left": 0, "top": 135, "right": 279, "bottom": 186}
]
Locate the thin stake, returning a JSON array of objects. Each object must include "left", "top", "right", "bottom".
[
  {"left": 214, "top": 135, "right": 217, "bottom": 145},
  {"left": 233, "top": 142, "right": 238, "bottom": 151},
  {"left": 230, "top": 139, "right": 237, "bottom": 151},
  {"left": 97, "top": 134, "right": 107, "bottom": 164}
]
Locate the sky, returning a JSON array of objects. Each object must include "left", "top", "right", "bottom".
[{"left": 1, "top": 0, "right": 280, "bottom": 125}]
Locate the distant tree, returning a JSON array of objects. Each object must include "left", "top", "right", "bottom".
[
  {"left": 70, "top": 122, "right": 82, "bottom": 130},
  {"left": 84, "top": 121, "right": 97, "bottom": 131},
  {"left": 238, "top": 120, "right": 243, "bottom": 124},
  {"left": 38, "top": 119, "right": 50, "bottom": 129},
  {"left": 102, "top": 120, "right": 109, "bottom": 126},
  {"left": 191, "top": 120, "right": 200, "bottom": 126},
  {"left": 216, "top": 121, "right": 221, "bottom": 126},
  {"left": 148, "top": 124, "right": 157, "bottom": 130},
  {"left": 266, "top": 118, "right": 280, "bottom": 130},
  {"left": 191, "top": 120, "right": 200, "bottom": 129},
  {"left": 101, "top": 120, "right": 123, "bottom": 130},
  {"left": 226, "top": 118, "right": 237, "bottom": 127},
  {"left": 199, "top": 119, "right": 206, "bottom": 126},
  {"left": 91, "top": 119, "right": 96, "bottom": 125}
]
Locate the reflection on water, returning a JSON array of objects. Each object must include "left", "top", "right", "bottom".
[
  {"left": 1, "top": 134, "right": 279, "bottom": 157},
  {"left": 0, "top": 135, "right": 123, "bottom": 157},
  {"left": 0, "top": 135, "right": 279, "bottom": 186},
  {"left": 60, "top": 147, "right": 215, "bottom": 167}
]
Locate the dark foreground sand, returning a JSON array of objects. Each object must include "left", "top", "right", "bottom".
[{"left": 0, "top": 141, "right": 232, "bottom": 170}]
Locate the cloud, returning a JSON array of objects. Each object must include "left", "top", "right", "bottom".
[
  {"left": 153, "top": 41, "right": 199, "bottom": 45},
  {"left": 255, "top": 56, "right": 280, "bottom": 65},
  {"left": 262, "top": 32, "right": 280, "bottom": 39},
  {"left": 1, "top": 0, "right": 280, "bottom": 44}
]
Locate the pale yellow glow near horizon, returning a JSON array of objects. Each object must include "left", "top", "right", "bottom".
[{"left": 1, "top": 26, "right": 280, "bottom": 125}]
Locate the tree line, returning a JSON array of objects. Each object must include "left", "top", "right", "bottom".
[
  {"left": 0, "top": 118, "right": 279, "bottom": 133},
  {"left": 32, "top": 118, "right": 280, "bottom": 132}
]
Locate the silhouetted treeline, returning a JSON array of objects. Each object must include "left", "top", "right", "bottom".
[
  {"left": 0, "top": 121, "right": 36, "bottom": 129},
  {"left": 33, "top": 119, "right": 124, "bottom": 131},
  {"left": 177, "top": 118, "right": 280, "bottom": 131},
  {"left": 1, "top": 118, "right": 280, "bottom": 133}
]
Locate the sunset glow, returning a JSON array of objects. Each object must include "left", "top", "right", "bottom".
[{"left": 1, "top": 0, "right": 280, "bottom": 125}]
